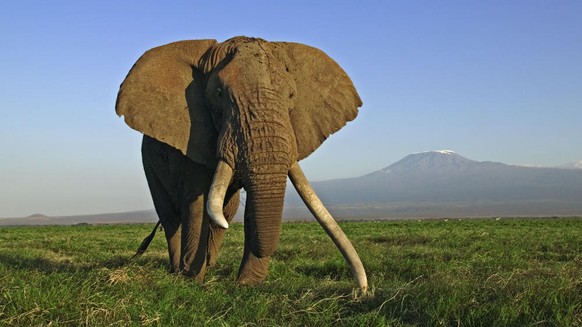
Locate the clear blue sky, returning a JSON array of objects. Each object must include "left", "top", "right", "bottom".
[{"left": 1, "top": 1, "right": 581, "bottom": 217}]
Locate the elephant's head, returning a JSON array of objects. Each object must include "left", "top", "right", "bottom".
[{"left": 116, "top": 36, "right": 366, "bottom": 291}]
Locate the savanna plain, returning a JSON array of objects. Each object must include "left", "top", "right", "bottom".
[{"left": 0, "top": 218, "right": 581, "bottom": 326}]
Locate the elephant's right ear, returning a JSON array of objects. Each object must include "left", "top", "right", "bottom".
[
  {"left": 116, "top": 39, "right": 219, "bottom": 167},
  {"left": 274, "top": 42, "right": 363, "bottom": 161}
]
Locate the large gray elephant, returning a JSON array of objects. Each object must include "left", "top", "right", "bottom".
[{"left": 116, "top": 36, "right": 367, "bottom": 291}]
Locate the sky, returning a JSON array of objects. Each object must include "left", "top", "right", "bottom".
[{"left": 1, "top": 1, "right": 581, "bottom": 218}]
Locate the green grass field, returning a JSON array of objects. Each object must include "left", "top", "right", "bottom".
[{"left": 1, "top": 218, "right": 581, "bottom": 326}]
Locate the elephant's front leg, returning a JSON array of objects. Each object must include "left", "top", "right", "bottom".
[
  {"left": 207, "top": 189, "right": 240, "bottom": 267},
  {"left": 179, "top": 168, "right": 214, "bottom": 281},
  {"left": 180, "top": 197, "right": 210, "bottom": 281}
]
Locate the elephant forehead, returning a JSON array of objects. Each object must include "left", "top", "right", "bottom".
[
  {"left": 206, "top": 37, "right": 296, "bottom": 97},
  {"left": 223, "top": 36, "right": 267, "bottom": 49},
  {"left": 236, "top": 41, "right": 268, "bottom": 55},
  {"left": 218, "top": 54, "right": 273, "bottom": 85}
]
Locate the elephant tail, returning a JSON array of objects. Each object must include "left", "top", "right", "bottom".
[{"left": 132, "top": 221, "right": 162, "bottom": 259}]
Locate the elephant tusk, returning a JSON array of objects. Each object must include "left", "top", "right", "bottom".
[
  {"left": 207, "top": 160, "right": 233, "bottom": 229},
  {"left": 288, "top": 162, "right": 368, "bottom": 294}
]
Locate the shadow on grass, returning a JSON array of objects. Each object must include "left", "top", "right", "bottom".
[
  {"left": 207, "top": 262, "right": 236, "bottom": 280},
  {"left": 0, "top": 249, "right": 236, "bottom": 280},
  {"left": 295, "top": 261, "right": 353, "bottom": 281},
  {"left": 0, "top": 253, "right": 148, "bottom": 273}
]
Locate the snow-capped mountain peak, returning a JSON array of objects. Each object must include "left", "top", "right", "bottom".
[
  {"left": 416, "top": 150, "right": 456, "bottom": 155},
  {"left": 375, "top": 150, "right": 477, "bottom": 175}
]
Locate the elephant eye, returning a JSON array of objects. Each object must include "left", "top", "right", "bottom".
[{"left": 215, "top": 88, "right": 223, "bottom": 97}]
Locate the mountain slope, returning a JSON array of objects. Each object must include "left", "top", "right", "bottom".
[{"left": 285, "top": 151, "right": 582, "bottom": 218}]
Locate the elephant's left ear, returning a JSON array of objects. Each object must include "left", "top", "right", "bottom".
[
  {"left": 116, "top": 39, "right": 219, "bottom": 168},
  {"left": 274, "top": 42, "right": 363, "bottom": 160}
]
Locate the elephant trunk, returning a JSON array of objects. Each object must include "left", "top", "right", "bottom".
[
  {"left": 235, "top": 113, "right": 294, "bottom": 283},
  {"left": 288, "top": 162, "right": 368, "bottom": 294},
  {"left": 236, "top": 169, "right": 288, "bottom": 284},
  {"left": 244, "top": 172, "right": 287, "bottom": 252}
]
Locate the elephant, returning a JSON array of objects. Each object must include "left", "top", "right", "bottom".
[{"left": 116, "top": 36, "right": 367, "bottom": 292}]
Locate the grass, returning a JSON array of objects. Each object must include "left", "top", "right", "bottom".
[{"left": 0, "top": 218, "right": 581, "bottom": 326}]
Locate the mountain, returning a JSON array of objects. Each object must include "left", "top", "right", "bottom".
[{"left": 285, "top": 151, "right": 582, "bottom": 218}]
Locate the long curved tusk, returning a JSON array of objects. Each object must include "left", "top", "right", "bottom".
[
  {"left": 207, "top": 160, "right": 233, "bottom": 229},
  {"left": 288, "top": 162, "right": 368, "bottom": 293}
]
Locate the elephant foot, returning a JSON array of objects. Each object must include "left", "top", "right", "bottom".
[
  {"left": 168, "top": 264, "right": 180, "bottom": 274},
  {"left": 206, "top": 254, "right": 220, "bottom": 268},
  {"left": 181, "top": 257, "right": 207, "bottom": 283},
  {"left": 206, "top": 235, "right": 222, "bottom": 268},
  {"left": 237, "top": 252, "right": 270, "bottom": 285},
  {"left": 181, "top": 267, "right": 207, "bottom": 283}
]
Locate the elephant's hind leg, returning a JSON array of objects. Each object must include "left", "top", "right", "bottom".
[
  {"left": 142, "top": 136, "right": 182, "bottom": 272},
  {"left": 143, "top": 175, "right": 182, "bottom": 273}
]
